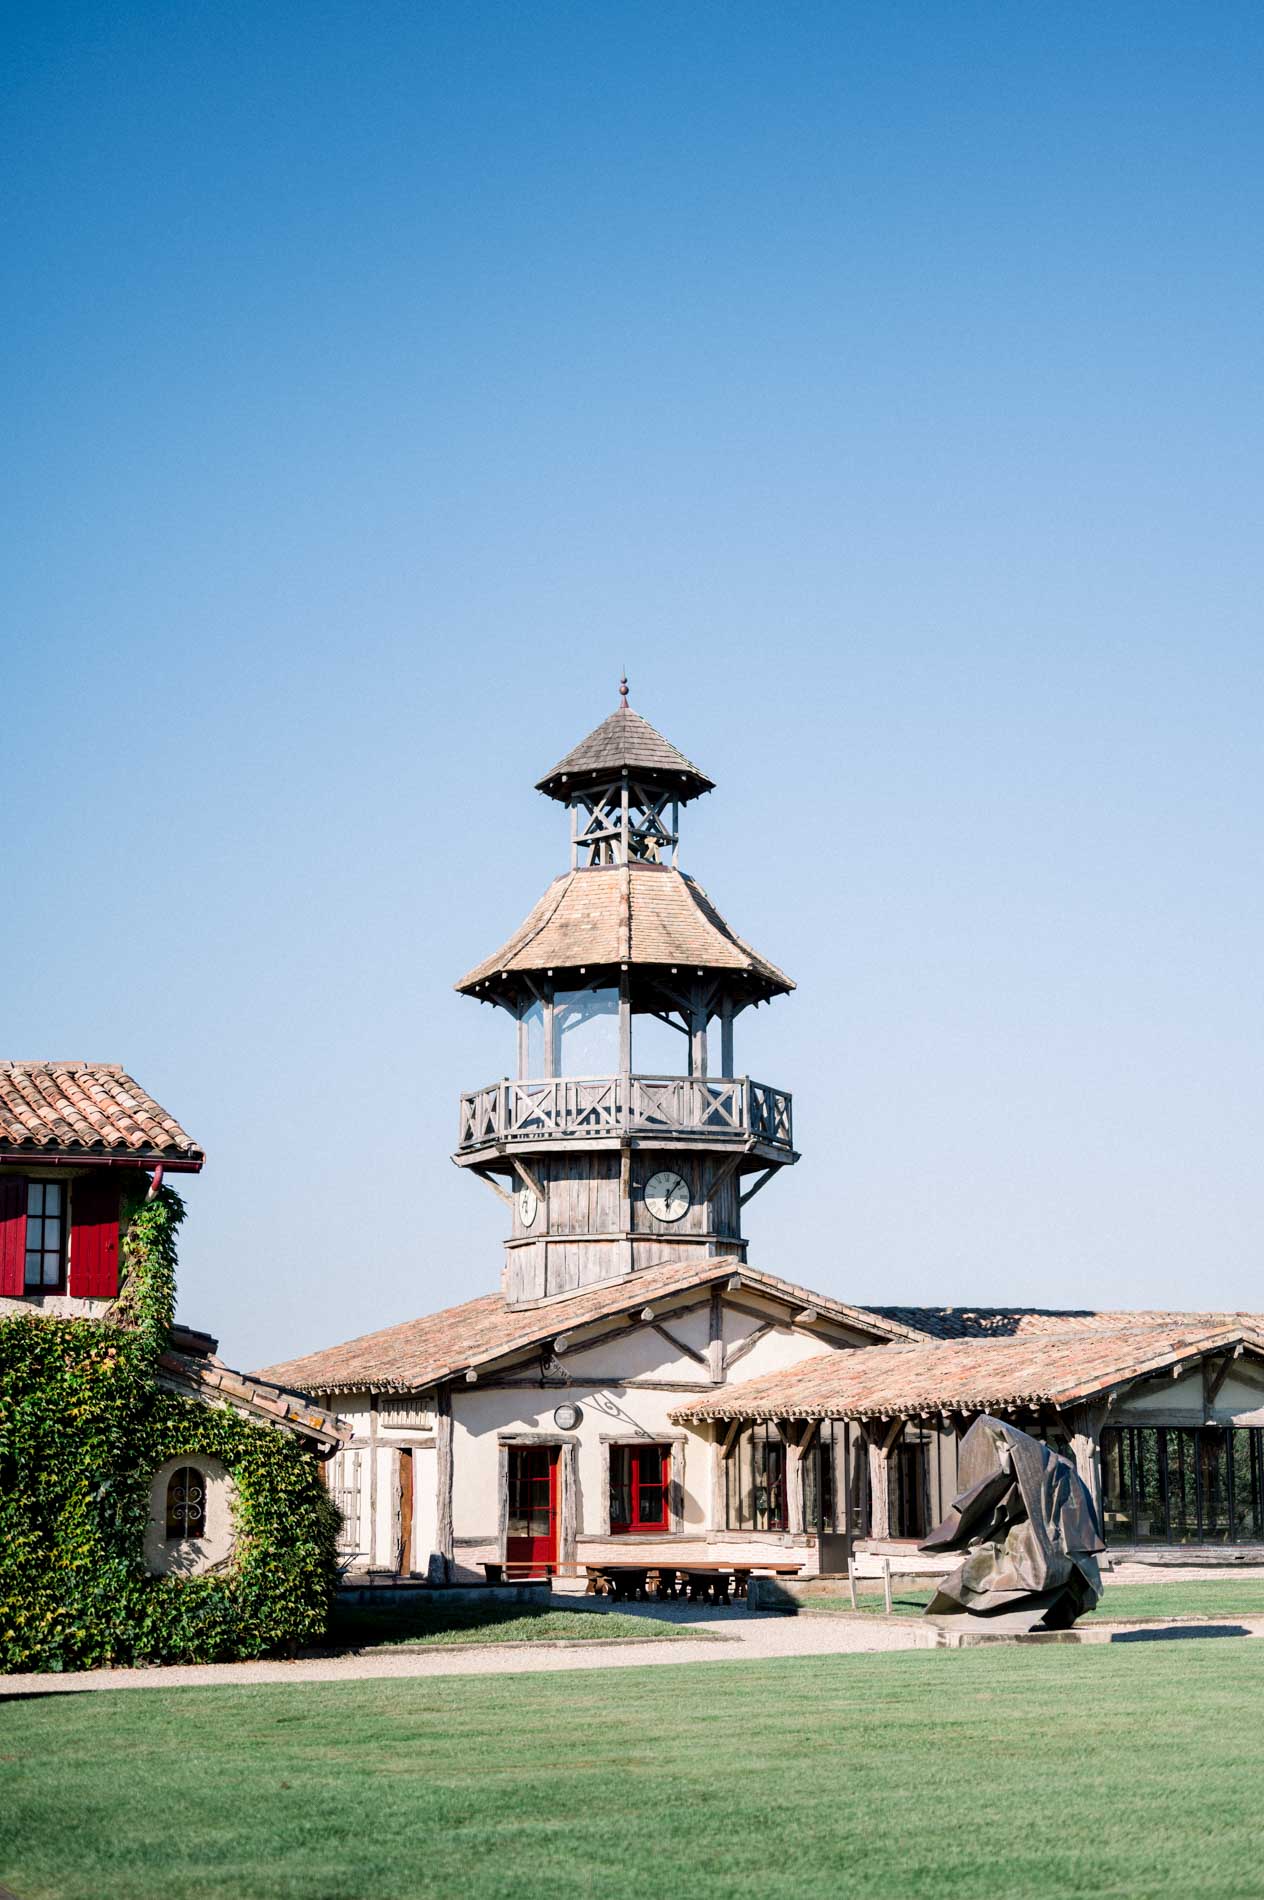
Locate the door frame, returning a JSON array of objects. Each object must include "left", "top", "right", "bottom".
[{"left": 498, "top": 1434, "right": 578, "bottom": 1569}]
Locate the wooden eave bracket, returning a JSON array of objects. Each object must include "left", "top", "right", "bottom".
[
  {"left": 512, "top": 1158, "right": 546, "bottom": 1201},
  {"left": 738, "top": 1167, "right": 778, "bottom": 1209},
  {"left": 469, "top": 1164, "right": 512, "bottom": 1207}
]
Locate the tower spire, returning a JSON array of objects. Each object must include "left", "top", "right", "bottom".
[{"left": 619, "top": 673, "right": 629, "bottom": 709}]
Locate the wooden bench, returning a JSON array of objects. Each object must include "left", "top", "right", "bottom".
[{"left": 847, "top": 1550, "right": 955, "bottom": 1614}]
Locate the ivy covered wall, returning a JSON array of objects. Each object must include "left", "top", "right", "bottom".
[{"left": 0, "top": 1188, "right": 339, "bottom": 1674}]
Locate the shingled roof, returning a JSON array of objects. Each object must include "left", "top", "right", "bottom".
[
  {"left": 536, "top": 706, "right": 714, "bottom": 802},
  {"left": 862, "top": 1305, "right": 1264, "bottom": 1341},
  {"left": 255, "top": 1259, "right": 921, "bottom": 1396},
  {"left": 456, "top": 865, "right": 793, "bottom": 998},
  {"left": 670, "top": 1321, "right": 1264, "bottom": 1423},
  {"left": 0, "top": 1063, "right": 203, "bottom": 1168}
]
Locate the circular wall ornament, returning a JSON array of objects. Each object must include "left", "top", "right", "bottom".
[
  {"left": 553, "top": 1402, "right": 583, "bottom": 1431},
  {"left": 518, "top": 1186, "right": 538, "bottom": 1228}
]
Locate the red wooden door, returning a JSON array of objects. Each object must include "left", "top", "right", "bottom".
[{"left": 506, "top": 1445, "right": 559, "bottom": 1573}]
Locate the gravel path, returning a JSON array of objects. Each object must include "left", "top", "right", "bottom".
[{"left": 0, "top": 1604, "right": 922, "bottom": 1696}]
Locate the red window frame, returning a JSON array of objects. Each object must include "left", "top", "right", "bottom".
[{"left": 610, "top": 1442, "right": 671, "bottom": 1534}]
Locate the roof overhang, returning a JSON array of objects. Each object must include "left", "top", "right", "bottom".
[{"left": 0, "top": 1149, "right": 204, "bottom": 1172}]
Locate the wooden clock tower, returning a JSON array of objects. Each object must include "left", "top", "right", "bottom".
[{"left": 454, "top": 683, "right": 798, "bottom": 1309}]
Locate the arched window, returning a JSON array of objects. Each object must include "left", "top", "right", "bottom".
[{"left": 165, "top": 1465, "right": 207, "bottom": 1541}]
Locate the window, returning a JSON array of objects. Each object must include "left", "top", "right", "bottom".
[
  {"left": 609, "top": 1443, "right": 670, "bottom": 1533},
  {"left": 24, "top": 1181, "right": 65, "bottom": 1290},
  {"left": 803, "top": 1420, "right": 871, "bottom": 1538},
  {"left": 890, "top": 1435, "right": 931, "bottom": 1539},
  {"left": 725, "top": 1424, "right": 787, "bottom": 1531},
  {"left": 1101, "top": 1425, "right": 1264, "bottom": 1546},
  {"left": 165, "top": 1466, "right": 208, "bottom": 1541}
]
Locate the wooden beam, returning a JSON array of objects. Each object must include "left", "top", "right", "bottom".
[
  {"left": 434, "top": 1391, "right": 453, "bottom": 1584},
  {"left": 707, "top": 1286, "right": 724, "bottom": 1384},
  {"left": 739, "top": 1167, "right": 778, "bottom": 1208},
  {"left": 1205, "top": 1353, "right": 1237, "bottom": 1410},
  {"left": 705, "top": 1152, "right": 743, "bottom": 1204},
  {"left": 650, "top": 1320, "right": 708, "bottom": 1367},
  {"left": 724, "top": 1320, "right": 777, "bottom": 1368},
  {"left": 720, "top": 1417, "right": 743, "bottom": 1456},
  {"left": 511, "top": 1157, "right": 545, "bottom": 1202},
  {"left": 471, "top": 1166, "right": 512, "bottom": 1208}
]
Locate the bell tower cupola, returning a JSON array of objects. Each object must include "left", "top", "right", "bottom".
[{"left": 454, "top": 685, "right": 797, "bottom": 1309}]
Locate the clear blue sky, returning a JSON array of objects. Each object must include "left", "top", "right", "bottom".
[{"left": 5, "top": 3, "right": 1263, "bottom": 1369}]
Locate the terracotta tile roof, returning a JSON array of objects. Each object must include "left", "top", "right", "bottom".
[
  {"left": 255, "top": 1260, "right": 922, "bottom": 1395},
  {"left": 671, "top": 1321, "right": 1264, "bottom": 1423},
  {"left": 456, "top": 865, "right": 792, "bottom": 997},
  {"left": 536, "top": 706, "right": 714, "bottom": 801},
  {"left": 157, "top": 1350, "right": 351, "bottom": 1449},
  {"left": 862, "top": 1305, "right": 1264, "bottom": 1340},
  {"left": 0, "top": 1063, "right": 203, "bottom": 1166}
]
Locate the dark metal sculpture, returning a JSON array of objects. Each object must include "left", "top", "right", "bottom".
[{"left": 920, "top": 1415, "right": 1105, "bottom": 1631}]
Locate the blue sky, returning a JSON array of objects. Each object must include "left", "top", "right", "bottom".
[{"left": 4, "top": 3, "right": 1263, "bottom": 1368}]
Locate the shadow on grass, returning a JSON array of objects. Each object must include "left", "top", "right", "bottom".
[{"left": 323, "top": 1598, "right": 695, "bottom": 1653}]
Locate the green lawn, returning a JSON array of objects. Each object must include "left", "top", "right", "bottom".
[
  {"left": 327, "top": 1599, "right": 692, "bottom": 1649},
  {"left": 821, "top": 1578, "right": 1264, "bottom": 1622},
  {"left": 5, "top": 1642, "right": 1264, "bottom": 1899}
]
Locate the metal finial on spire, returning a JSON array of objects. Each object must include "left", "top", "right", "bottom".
[{"left": 619, "top": 674, "right": 629, "bottom": 708}]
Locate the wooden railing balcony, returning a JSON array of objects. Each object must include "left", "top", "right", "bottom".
[{"left": 457, "top": 1074, "right": 793, "bottom": 1156}]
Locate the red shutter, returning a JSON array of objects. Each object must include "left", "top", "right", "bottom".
[
  {"left": 0, "top": 1177, "right": 25, "bottom": 1296},
  {"left": 69, "top": 1176, "right": 121, "bottom": 1298}
]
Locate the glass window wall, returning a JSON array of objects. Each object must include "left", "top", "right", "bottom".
[{"left": 1101, "top": 1425, "right": 1264, "bottom": 1545}]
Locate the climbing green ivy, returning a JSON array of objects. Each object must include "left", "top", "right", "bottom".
[{"left": 0, "top": 1187, "right": 339, "bottom": 1674}]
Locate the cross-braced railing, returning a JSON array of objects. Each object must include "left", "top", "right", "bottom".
[{"left": 457, "top": 1074, "right": 793, "bottom": 1154}]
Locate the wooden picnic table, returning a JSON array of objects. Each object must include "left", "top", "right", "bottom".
[{"left": 582, "top": 1560, "right": 804, "bottom": 1604}]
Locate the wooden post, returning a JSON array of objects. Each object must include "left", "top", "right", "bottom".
[
  {"left": 690, "top": 985, "right": 708, "bottom": 1079},
  {"left": 720, "top": 994, "right": 734, "bottom": 1077},
  {"left": 1068, "top": 1402, "right": 1107, "bottom": 1525},
  {"left": 707, "top": 1285, "right": 724, "bottom": 1384},
  {"left": 618, "top": 972, "right": 632, "bottom": 1076},
  {"left": 516, "top": 1003, "right": 529, "bottom": 1081},
  {"left": 786, "top": 1422, "right": 804, "bottom": 1535},
  {"left": 620, "top": 773, "right": 630, "bottom": 863},
  {"left": 543, "top": 988, "right": 556, "bottom": 1079},
  {"left": 434, "top": 1390, "right": 454, "bottom": 1584},
  {"left": 368, "top": 1391, "right": 379, "bottom": 1566},
  {"left": 560, "top": 1440, "right": 580, "bottom": 1567},
  {"left": 669, "top": 1439, "right": 685, "bottom": 1531},
  {"left": 867, "top": 1420, "right": 902, "bottom": 1541}
]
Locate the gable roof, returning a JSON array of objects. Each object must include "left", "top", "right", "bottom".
[
  {"left": 671, "top": 1322, "right": 1264, "bottom": 1423},
  {"left": 536, "top": 706, "right": 714, "bottom": 802},
  {"left": 456, "top": 865, "right": 792, "bottom": 999},
  {"left": 255, "top": 1259, "right": 921, "bottom": 1396},
  {"left": 0, "top": 1063, "right": 203, "bottom": 1168},
  {"left": 157, "top": 1349, "right": 351, "bottom": 1449}
]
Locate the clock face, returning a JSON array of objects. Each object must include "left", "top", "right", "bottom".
[
  {"left": 644, "top": 1169, "right": 691, "bottom": 1223},
  {"left": 518, "top": 1186, "right": 538, "bottom": 1229}
]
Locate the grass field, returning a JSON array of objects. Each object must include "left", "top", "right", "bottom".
[
  {"left": 832, "top": 1578, "right": 1264, "bottom": 1621},
  {"left": 327, "top": 1599, "right": 691, "bottom": 1648},
  {"left": 5, "top": 1640, "right": 1264, "bottom": 1899}
]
